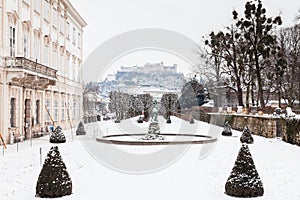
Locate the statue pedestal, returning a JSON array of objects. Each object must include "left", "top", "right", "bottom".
[
  {"left": 148, "top": 122, "right": 160, "bottom": 134},
  {"left": 141, "top": 121, "right": 165, "bottom": 140}
]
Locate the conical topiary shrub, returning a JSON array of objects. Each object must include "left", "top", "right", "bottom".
[
  {"left": 166, "top": 116, "right": 171, "bottom": 124},
  {"left": 190, "top": 117, "right": 194, "bottom": 124},
  {"left": 222, "top": 121, "right": 232, "bottom": 136},
  {"left": 137, "top": 116, "right": 143, "bottom": 123},
  {"left": 240, "top": 126, "right": 253, "bottom": 144},
  {"left": 225, "top": 144, "right": 264, "bottom": 198},
  {"left": 76, "top": 121, "right": 86, "bottom": 135},
  {"left": 36, "top": 146, "right": 72, "bottom": 198},
  {"left": 50, "top": 126, "right": 66, "bottom": 143}
]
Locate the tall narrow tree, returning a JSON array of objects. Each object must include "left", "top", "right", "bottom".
[{"left": 233, "top": 0, "right": 282, "bottom": 107}]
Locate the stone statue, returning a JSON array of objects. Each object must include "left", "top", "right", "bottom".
[
  {"left": 141, "top": 100, "right": 165, "bottom": 140},
  {"left": 151, "top": 100, "right": 159, "bottom": 122}
]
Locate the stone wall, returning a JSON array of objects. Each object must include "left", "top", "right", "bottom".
[
  {"left": 231, "top": 114, "right": 285, "bottom": 138},
  {"left": 175, "top": 106, "right": 300, "bottom": 146},
  {"left": 205, "top": 113, "right": 286, "bottom": 139}
]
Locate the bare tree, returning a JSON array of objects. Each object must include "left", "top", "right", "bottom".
[
  {"left": 204, "top": 25, "right": 248, "bottom": 107},
  {"left": 278, "top": 24, "right": 300, "bottom": 107}
]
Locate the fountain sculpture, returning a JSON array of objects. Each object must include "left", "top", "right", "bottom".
[
  {"left": 96, "top": 100, "right": 217, "bottom": 145},
  {"left": 141, "top": 100, "right": 165, "bottom": 140}
]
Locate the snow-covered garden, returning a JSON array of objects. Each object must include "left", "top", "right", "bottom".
[{"left": 1, "top": 116, "right": 300, "bottom": 199}]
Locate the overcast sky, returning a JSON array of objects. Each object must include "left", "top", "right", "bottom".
[{"left": 71, "top": 0, "right": 300, "bottom": 78}]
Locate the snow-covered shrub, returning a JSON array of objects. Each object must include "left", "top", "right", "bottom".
[
  {"left": 190, "top": 117, "right": 195, "bottom": 124},
  {"left": 50, "top": 126, "right": 66, "bottom": 143},
  {"left": 222, "top": 121, "right": 232, "bottom": 136},
  {"left": 36, "top": 146, "right": 72, "bottom": 198},
  {"left": 240, "top": 126, "right": 253, "bottom": 144},
  {"left": 225, "top": 144, "right": 264, "bottom": 197},
  {"left": 137, "top": 116, "right": 143, "bottom": 123},
  {"left": 166, "top": 116, "right": 172, "bottom": 123},
  {"left": 76, "top": 121, "right": 86, "bottom": 135}
]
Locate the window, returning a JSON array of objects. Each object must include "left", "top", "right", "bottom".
[
  {"left": 52, "top": 27, "right": 57, "bottom": 41},
  {"left": 72, "top": 27, "right": 76, "bottom": 45},
  {"left": 73, "top": 101, "right": 76, "bottom": 120},
  {"left": 61, "top": 100, "right": 65, "bottom": 120},
  {"left": 34, "top": 38, "right": 40, "bottom": 60},
  {"left": 9, "top": 26, "right": 16, "bottom": 57},
  {"left": 60, "top": 15, "right": 64, "bottom": 33},
  {"left": 35, "top": 0, "right": 41, "bottom": 12},
  {"left": 23, "top": 32, "right": 29, "bottom": 57},
  {"left": 34, "top": 12, "right": 41, "bottom": 28},
  {"left": 66, "top": 22, "right": 70, "bottom": 40},
  {"left": 54, "top": 100, "right": 58, "bottom": 121},
  {"left": 72, "top": 59, "right": 76, "bottom": 80},
  {"left": 60, "top": 53, "right": 64, "bottom": 73},
  {"left": 36, "top": 100, "right": 40, "bottom": 124},
  {"left": 53, "top": 50, "right": 57, "bottom": 69},
  {"left": 45, "top": 99, "right": 51, "bottom": 122},
  {"left": 68, "top": 59, "right": 74, "bottom": 80},
  {"left": 44, "top": 0, "right": 50, "bottom": 20},
  {"left": 67, "top": 56, "right": 72, "bottom": 79},
  {"left": 10, "top": 98, "right": 16, "bottom": 127},
  {"left": 78, "top": 102, "right": 81, "bottom": 119},
  {"left": 74, "top": 61, "right": 78, "bottom": 81},
  {"left": 44, "top": 45, "right": 49, "bottom": 65},
  {"left": 52, "top": 8, "right": 58, "bottom": 27},
  {"left": 78, "top": 32, "right": 81, "bottom": 48},
  {"left": 77, "top": 62, "right": 81, "bottom": 82}
]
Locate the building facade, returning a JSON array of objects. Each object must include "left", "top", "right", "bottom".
[{"left": 0, "top": 0, "right": 87, "bottom": 143}]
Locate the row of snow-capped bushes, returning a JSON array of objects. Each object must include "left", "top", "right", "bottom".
[{"left": 185, "top": 110, "right": 300, "bottom": 147}]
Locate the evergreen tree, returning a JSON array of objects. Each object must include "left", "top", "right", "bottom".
[
  {"left": 36, "top": 146, "right": 72, "bottom": 198},
  {"left": 76, "top": 121, "right": 86, "bottom": 135},
  {"left": 177, "top": 78, "right": 208, "bottom": 109},
  {"left": 240, "top": 126, "right": 254, "bottom": 144},
  {"left": 160, "top": 93, "right": 178, "bottom": 121},
  {"left": 225, "top": 144, "right": 264, "bottom": 197},
  {"left": 222, "top": 121, "right": 232, "bottom": 136},
  {"left": 50, "top": 126, "right": 66, "bottom": 143}
]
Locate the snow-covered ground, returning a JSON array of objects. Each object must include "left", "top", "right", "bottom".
[{"left": 1, "top": 116, "right": 300, "bottom": 199}]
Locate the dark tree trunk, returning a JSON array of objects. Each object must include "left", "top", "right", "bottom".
[
  {"left": 251, "top": 80, "right": 255, "bottom": 106},
  {"left": 237, "top": 80, "right": 244, "bottom": 106},
  {"left": 278, "top": 76, "right": 282, "bottom": 108},
  {"left": 255, "top": 56, "right": 265, "bottom": 108},
  {"left": 246, "top": 84, "right": 250, "bottom": 108}
]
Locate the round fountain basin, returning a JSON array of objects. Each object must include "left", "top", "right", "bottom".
[{"left": 96, "top": 133, "right": 217, "bottom": 146}]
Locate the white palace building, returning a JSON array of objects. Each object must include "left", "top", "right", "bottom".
[{"left": 0, "top": 0, "right": 87, "bottom": 144}]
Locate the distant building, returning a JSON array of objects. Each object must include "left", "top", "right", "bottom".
[
  {"left": 0, "top": 0, "right": 87, "bottom": 143},
  {"left": 106, "top": 74, "right": 115, "bottom": 81},
  {"left": 115, "top": 62, "right": 184, "bottom": 90}
]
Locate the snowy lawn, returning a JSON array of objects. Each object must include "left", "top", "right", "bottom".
[{"left": 1, "top": 116, "right": 300, "bottom": 199}]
